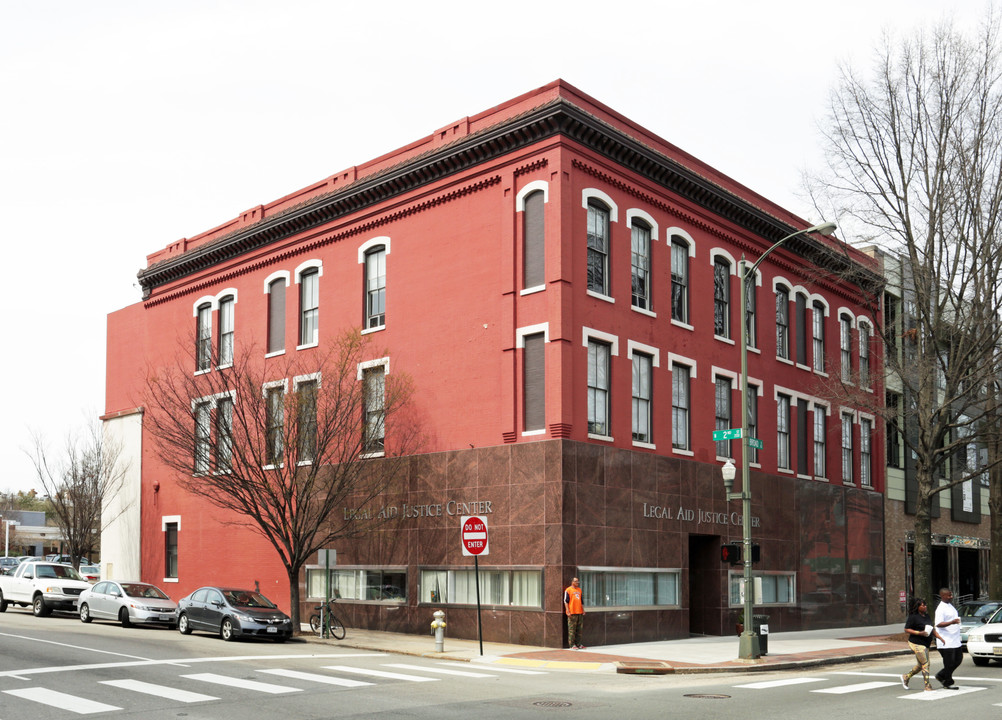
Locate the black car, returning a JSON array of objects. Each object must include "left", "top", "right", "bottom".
[{"left": 177, "top": 586, "right": 291, "bottom": 642}]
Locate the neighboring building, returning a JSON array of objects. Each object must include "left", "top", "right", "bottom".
[
  {"left": 104, "top": 80, "right": 885, "bottom": 647},
  {"left": 869, "top": 247, "right": 992, "bottom": 619},
  {"left": 0, "top": 510, "right": 57, "bottom": 557}
]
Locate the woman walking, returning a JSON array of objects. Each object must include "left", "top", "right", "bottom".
[{"left": 901, "top": 597, "right": 944, "bottom": 691}]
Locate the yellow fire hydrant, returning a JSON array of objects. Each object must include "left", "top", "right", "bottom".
[{"left": 431, "top": 610, "right": 446, "bottom": 652}]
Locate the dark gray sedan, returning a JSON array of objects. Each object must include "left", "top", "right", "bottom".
[{"left": 177, "top": 586, "right": 291, "bottom": 642}]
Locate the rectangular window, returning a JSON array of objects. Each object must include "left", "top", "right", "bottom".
[
  {"left": 632, "top": 353, "right": 652, "bottom": 443},
  {"left": 523, "top": 333, "right": 545, "bottom": 432},
  {"left": 580, "top": 568, "right": 680, "bottom": 609},
  {"left": 747, "top": 383, "right": 759, "bottom": 464},
  {"left": 840, "top": 316, "right": 852, "bottom": 382},
  {"left": 813, "top": 409, "right": 826, "bottom": 478},
  {"left": 587, "top": 340, "right": 610, "bottom": 436},
  {"left": 859, "top": 324, "right": 870, "bottom": 388},
  {"left": 215, "top": 396, "right": 233, "bottom": 473},
  {"left": 797, "top": 399, "right": 809, "bottom": 476},
  {"left": 715, "top": 377, "right": 732, "bottom": 457},
  {"left": 268, "top": 279, "right": 286, "bottom": 354},
  {"left": 297, "top": 379, "right": 318, "bottom": 463},
  {"left": 713, "top": 259, "right": 730, "bottom": 338},
  {"left": 886, "top": 392, "right": 901, "bottom": 468},
  {"left": 777, "top": 394, "right": 791, "bottom": 470},
  {"left": 631, "top": 222, "right": 651, "bottom": 310},
  {"left": 586, "top": 203, "right": 609, "bottom": 295},
  {"left": 365, "top": 248, "right": 386, "bottom": 328},
  {"left": 860, "top": 418, "right": 872, "bottom": 486},
  {"left": 265, "top": 386, "right": 284, "bottom": 466},
  {"left": 812, "top": 302, "right": 825, "bottom": 372},
  {"left": 841, "top": 413, "right": 854, "bottom": 483},
  {"left": 299, "top": 270, "right": 319, "bottom": 346},
  {"left": 884, "top": 292, "right": 899, "bottom": 361},
  {"left": 363, "top": 366, "right": 386, "bottom": 454},
  {"left": 776, "top": 288, "right": 789, "bottom": 359},
  {"left": 670, "top": 239, "right": 689, "bottom": 323},
  {"left": 196, "top": 304, "right": 212, "bottom": 372},
  {"left": 164, "top": 522, "right": 178, "bottom": 579},
  {"left": 672, "top": 364, "right": 691, "bottom": 450},
  {"left": 308, "top": 567, "right": 407, "bottom": 602},
  {"left": 523, "top": 191, "right": 545, "bottom": 289},
  {"left": 218, "top": 296, "right": 234, "bottom": 366},
  {"left": 745, "top": 272, "right": 757, "bottom": 348},
  {"left": 194, "top": 401, "right": 211, "bottom": 474},
  {"left": 729, "top": 572, "right": 795, "bottom": 605},
  {"left": 418, "top": 568, "right": 542, "bottom": 607},
  {"left": 795, "top": 294, "right": 807, "bottom": 365}
]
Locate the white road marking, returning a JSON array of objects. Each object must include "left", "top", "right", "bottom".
[
  {"left": 323, "top": 665, "right": 439, "bottom": 682},
  {"left": 901, "top": 686, "right": 986, "bottom": 700},
  {"left": 736, "top": 678, "right": 825, "bottom": 689},
  {"left": 459, "top": 663, "right": 547, "bottom": 675},
  {"left": 100, "top": 678, "right": 219, "bottom": 702},
  {"left": 3, "top": 687, "right": 120, "bottom": 714},
  {"left": 258, "top": 668, "right": 373, "bottom": 687},
  {"left": 182, "top": 672, "right": 301, "bottom": 694},
  {"left": 813, "top": 681, "right": 901, "bottom": 694},
  {"left": 383, "top": 663, "right": 497, "bottom": 678}
]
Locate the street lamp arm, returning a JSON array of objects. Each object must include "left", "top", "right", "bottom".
[{"left": 746, "top": 222, "right": 838, "bottom": 278}]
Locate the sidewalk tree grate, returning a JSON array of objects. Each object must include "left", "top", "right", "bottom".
[
  {"left": 532, "top": 701, "right": 572, "bottom": 708},
  {"left": 683, "top": 694, "right": 730, "bottom": 699}
]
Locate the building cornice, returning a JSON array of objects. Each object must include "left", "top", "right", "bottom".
[{"left": 138, "top": 97, "right": 878, "bottom": 297}]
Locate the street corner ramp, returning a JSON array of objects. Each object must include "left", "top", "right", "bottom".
[{"left": 615, "top": 661, "right": 674, "bottom": 675}]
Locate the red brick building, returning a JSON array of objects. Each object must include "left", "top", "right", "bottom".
[{"left": 104, "top": 80, "right": 885, "bottom": 647}]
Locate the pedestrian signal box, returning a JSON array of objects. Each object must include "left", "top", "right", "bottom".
[{"left": 720, "top": 543, "right": 761, "bottom": 565}]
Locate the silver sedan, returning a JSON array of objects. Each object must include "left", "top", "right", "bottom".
[{"left": 78, "top": 581, "right": 177, "bottom": 627}]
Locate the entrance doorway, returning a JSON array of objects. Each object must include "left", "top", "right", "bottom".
[
  {"left": 957, "top": 548, "right": 980, "bottom": 600},
  {"left": 688, "top": 534, "right": 723, "bottom": 636}
]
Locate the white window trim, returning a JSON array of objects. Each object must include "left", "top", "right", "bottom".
[
  {"left": 711, "top": 366, "right": 739, "bottom": 385},
  {"left": 809, "top": 294, "right": 830, "bottom": 315},
  {"left": 520, "top": 285, "right": 545, "bottom": 296},
  {"left": 263, "top": 270, "right": 290, "bottom": 293},
  {"left": 357, "top": 236, "right": 392, "bottom": 263},
  {"left": 582, "top": 327, "right": 619, "bottom": 356},
  {"left": 627, "top": 340, "right": 660, "bottom": 367},
  {"left": 516, "top": 323, "right": 550, "bottom": 347},
  {"left": 293, "top": 372, "right": 322, "bottom": 390},
  {"left": 357, "top": 357, "right": 391, "bottom": 380},
  {"left": 838, "top": 308, "right": 857, "bottom": 328},
  {"left": 516, "top": 181, "right": 549, "bottom": 209},
  {"left": 582, "top": 188, "right": 619, "bottom": 222},
  {"left": 193, "top": 295, "right": 216, "bottom": 315},
  {"left": 709, "top": 247, "right": 737, "bottom": 270},
  {"left": 294, "top": 259, "right": 324, "bottom": 283},
  {"left": 626, "top": 208, "right": 659, "bottom": 242},
  {"left": 667, "top": 352, "right": 698, "bottom": 379},
  {"left": 262, "top": 378, "right": 289, "bottom": 396},
  {"left": 162, "top": 515, "right": 181, "bottom": 531}
]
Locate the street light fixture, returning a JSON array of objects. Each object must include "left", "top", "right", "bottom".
[{"left": 724, "top": 221, "right": 836, "bottom": 661}]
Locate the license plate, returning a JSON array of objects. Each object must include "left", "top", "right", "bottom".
[
  {"left": 993, "top": 647, "right": 1002, "bottom": 656},
  {"left": 267, "top": 626, "right": 277, "bottom": 633},
  {"left": 159, "top": 615, "right": 173, "bottom": 622}
]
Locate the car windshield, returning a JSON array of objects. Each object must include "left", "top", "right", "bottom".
[
  {"left": 121, "top": 583, "right": 169, "bottom": 599},
  {"left": 224, "top": 590, "right": 276, "bottom": 608},
  {"left": 34, "top": 564, "right": 84, "bottom": 581},
  {"left": 970, "top": 603, "right": 1001, "bottom": 619}
]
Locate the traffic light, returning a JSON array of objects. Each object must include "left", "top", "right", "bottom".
[{"left": 720, "top": 543, "right": 760, "bottom": 565}]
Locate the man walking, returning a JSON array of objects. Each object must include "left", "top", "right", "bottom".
[
  {"left": 564, "top": 577, "right": 585, "bottom": 649},
  {"left": 934, "top": 587, "right": 963, "bottom": 689}
]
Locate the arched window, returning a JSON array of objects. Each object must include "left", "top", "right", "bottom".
[
  {"left": 196, "top": 303, "right": 212, "bottom": 372},
  {"left": 587, "top": 201, "right": 611, "bottom": 296},
  {"left": 217, "top": 295, "right": 234, "bottom": 366},
  {"left": 522, "top": 190, "right": 545, "bottom": 290},
  {"left": 267, "top": 277, "right": 287, "bottom": 354},
  {"left": 631, "top": 219, "right": 651, "bottom": 310},
  {"left": 365, "top": 246, "right": 386, "bottom": 329}
]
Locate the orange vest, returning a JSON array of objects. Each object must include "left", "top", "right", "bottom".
[{"left": 564, "top": 585, "right": 583, "bottom": 614}]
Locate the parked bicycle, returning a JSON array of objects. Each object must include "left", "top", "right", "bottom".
[{"left": 309, "top": 598, "right": 346, "bottom": 640}]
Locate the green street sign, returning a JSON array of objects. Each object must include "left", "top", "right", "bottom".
[
  {"left": 748, "top": 437, "right": 764, "bottom": 450},
  {"left": 712, "top": 428, "right": 742, "bottom": 441}
]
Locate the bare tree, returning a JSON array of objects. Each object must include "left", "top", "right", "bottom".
[
  {"left": 809, "top": 15, "right": 1002, "bottom": 602},
  {"left": 28, "top": 421, "right": 129, "bottom": 569},
  {"left": 143, "top": 327, "right": 421, "bottom": 629}
]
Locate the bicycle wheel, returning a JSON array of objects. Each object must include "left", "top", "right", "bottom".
[
  {"left": 309, "top": 613, "right": 322, "bottom": 636},
  {"left": 328, "top": 614, "right": 346, "bottom": 640}
]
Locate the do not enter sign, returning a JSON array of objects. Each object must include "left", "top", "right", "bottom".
[{"left": 461, "top": 515, "right": 489, "bottom": 557}]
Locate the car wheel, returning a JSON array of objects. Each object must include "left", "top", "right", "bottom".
[
  {"left": 119, "top": 607, "right": 131, "bottom": 627},
  {"left": 33, "top": 595, "right": 51, "bottom": 617},
  {"left": 80, "top": 603, "right": 92, "bottom": 623},
  {"left": 220, "top": 618, "right": 235, "bottom": 641},
  {"left": 973, "top": 655, "right": 989, "bottom": 666},
  {"left": 178, "top": 613, "right": 192, "bottom": 635},
  {"left": 0, "top": 589, "right": 7, "bottom": 613}
]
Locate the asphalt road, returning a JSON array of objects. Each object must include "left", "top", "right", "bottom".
[{"left": 3, "top": 606, "right": 1002, "bottom": 719}]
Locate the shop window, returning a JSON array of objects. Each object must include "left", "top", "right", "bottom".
[
  {"left": 729, "top": 572, "right": 795, "bottom": 605},
  {"left": 418, "top": 568, "right": 542, "bottom": 607},
  {"left": 579, "top": 568, "right": 680, "bottom": 609},
  {"left": 308, "top": 567, "right": 407, "bottom": 602}
]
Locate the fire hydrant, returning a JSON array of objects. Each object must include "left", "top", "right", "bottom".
[{"left": 431, "top": 610, "right": 446, "bottom": 652}]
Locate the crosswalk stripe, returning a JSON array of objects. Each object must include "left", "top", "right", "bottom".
[
  {"left": 181, "top": 672, "right": 301, "bottom": 694},
  {"left": 3, "top": 687, "right": 120, "bottom": 714},
  {"left": 323, "top": 665, "right": 439, "bottom": 682},
  {"left": 383, "top": 663, "right": 497, "bottom": 678},
  {"left": 258, "top": 668, "right": 373, "bottom": 687},
  {"left": 736, "top": 678, "right": 825, "bottom": 689},
  {"left": 813, "top": 681, "right": 900, "bottom": 694},
  {"left": 902, "top": 686, "right": 986, "bottom": 701},
  {"left": 100, "top": 678, "right": 218, "bottom": 702},
  {"left": 459, "top": 663, "right": 547, "bottom": 675}
]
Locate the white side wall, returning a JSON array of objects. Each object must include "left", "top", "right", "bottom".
[{"left": 101, "top": 412, "right": 143, "bottom": 581}]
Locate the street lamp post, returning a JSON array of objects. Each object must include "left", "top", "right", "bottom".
[
  {"left": 722, "top": 221, "right": 837, "bottom": 661},
  {"left": 1, "top": 516, "right": 20, "bottom": 558}
]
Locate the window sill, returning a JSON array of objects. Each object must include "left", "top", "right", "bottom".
[
  {"left": 631, "top": 305, "right": 656, "bottom": 318},
  {"left": 361, "top": 325, "right": 385, "bottom": 335},
  {"left": 520, "top": 285, "right": 545, "bottom": 296},
  {"left": 262, "top": 463, "right": 285, "bottom": 470},
  {"left": 163, "top": 578, "right": 179, "bottom": 583},
  {"left": 672, "top": 447, "right": 694, "bottom": 457},
  {"left": 670, "top": 319, "right": 694, "bottom": 331},
  {"left": 795, "top": 363, "right": 811, "bottom": 372},
  {"left": 265, "top": 350, "right": 286, "bottom": 358},
  {"left": 194, "top": 368, "right": 211, "bottom": 376},
  {"left": 587, "top": 432, "right": 614, "bottom": 442},
  {"left": 747, "top": 346, "right": 760, "bottom": 355},
  {"left": 360, "top": 451, "right": 385, "bottom": 459},
  {"left": 297, "top": 341, "right": 319, "bottom": 351},
  {"left": 586, "top": 290, "right": 615, "bottom": 304},
  {"left": 632, "top": 440, "right": 656, "bottom": 450},
  {"left": 522, "top": 429, "right": 546, "bottom": 437},
  {"left": 814, "top": 369, "right": 828, "bottom": 378},
  {"left": 777, "top": 467, "right": 794, "bottom": 475},
  {"left": 796, "top": 473, "right": 811, "bottom": 480},
  {"left": 814, "top": 476, "right": 829, "bottom": 483},
  {"left": 777, "top": 356, "right": 794, "bottom": 366},
  {"left": 215, "top": 363, "right": 233, "bottom": 371},
  {"left": 714, "top": 335, "right": 735, "bottom": 345}
]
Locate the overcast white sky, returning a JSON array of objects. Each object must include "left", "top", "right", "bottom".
[{"left": 0, "top": 0, "right": 988, "bottom": 494}]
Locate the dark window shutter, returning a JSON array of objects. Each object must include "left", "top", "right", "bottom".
[
  {"left": 523, "top": 191, "right": 545, "bottom": 289},
  {"left": 796, "top": 293, "right": 807, "bottom": 365},
  {"left": 797, "top": 399, "right": 809, "bottom": 475},
  {"left": 523, "top": 333, "right": 545, "bottom": 431},
  {"left": 268, "top": 279, "right": 286, "bottom": 353}
]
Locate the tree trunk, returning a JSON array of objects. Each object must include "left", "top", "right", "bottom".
[
  {"left": 912, "top": 468, "right": 935, "bottom": 603},
  {"left": 286, "top": 564, "right": 302, "bottom": 631}
]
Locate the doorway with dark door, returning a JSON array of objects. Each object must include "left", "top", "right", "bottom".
[{"left": 689, "top": 534, "right": 725, "bottom": 636}]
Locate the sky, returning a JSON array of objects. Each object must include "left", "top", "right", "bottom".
[{"left": 0, "top": 0, "right": 989, "bottom": 494}]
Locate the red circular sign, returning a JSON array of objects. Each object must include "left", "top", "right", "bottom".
[{"left": 462, "top": 516, "right": 488, "bottom": 555}]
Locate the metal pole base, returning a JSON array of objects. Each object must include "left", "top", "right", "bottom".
[{"left": 738, "top": 630, "right": 761, "bottom": 660}]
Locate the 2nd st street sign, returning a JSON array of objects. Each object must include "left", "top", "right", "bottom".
[{"left": 712, "top": 429, "right": 764, "bottom": 450}]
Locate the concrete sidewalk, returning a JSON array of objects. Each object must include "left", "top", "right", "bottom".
[{"left": 296, "top": 623, "right": 911, "bottom": 674}]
